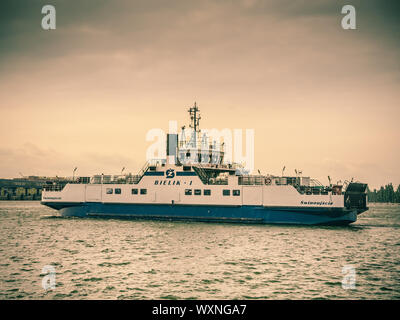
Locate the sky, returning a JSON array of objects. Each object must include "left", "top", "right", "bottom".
[{"left": 0, "top": 0, "right": 399, "bottom": 189}]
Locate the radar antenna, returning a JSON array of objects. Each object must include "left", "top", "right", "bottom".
[{"left": 188, "top": 102, "right": 201, "bottom": 148}]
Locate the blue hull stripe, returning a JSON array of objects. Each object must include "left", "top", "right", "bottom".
[
  {"left": 144, "top": 172, "right": 164, "bottom": 176},
  {"left": 41, "top": 202, "right": 357, "bottom": 225},
  {"left": 176, "top": 172, "right": 197, "bottom": 176}
]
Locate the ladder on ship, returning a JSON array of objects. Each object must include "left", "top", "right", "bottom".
[
  {"left": 193, "top": 164, "right": 209, "bottom": 184},
  {"left": 132, "top": 161, "right": 149, "bottom": 184}
]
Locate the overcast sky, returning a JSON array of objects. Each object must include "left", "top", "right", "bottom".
[{"left": 0, "top": 0, "right": 399, "bottom": 189}]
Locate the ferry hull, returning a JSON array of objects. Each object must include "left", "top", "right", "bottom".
[{"left": 42, "top": 202, "right": 358, "bottom": 225}]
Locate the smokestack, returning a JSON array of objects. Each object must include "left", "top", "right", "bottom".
[{"left": 166, "top": 134, "right": 178, "bottom": 164}]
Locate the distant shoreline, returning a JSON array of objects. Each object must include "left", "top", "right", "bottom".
[
  {"left": 0, "top": 199, "right": 41, "bottom": 201},
  {"left": 1, "top": 179, "right": 399, "bottom": 203},
  {"left": 0, "top": 200, "right": 399, "bottom": 205}
]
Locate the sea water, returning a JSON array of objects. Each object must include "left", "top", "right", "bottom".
[{"left": 0, "top": 201, "right": 399, "bottom": 299}]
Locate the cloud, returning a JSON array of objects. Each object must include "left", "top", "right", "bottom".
[
  {"left": 0, "top": 143, "right": 140, "bottom": 178},
  {"left": 0, "top": 0, "right": 399, "bottom": 187}
]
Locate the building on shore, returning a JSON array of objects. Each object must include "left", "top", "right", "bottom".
[{"left": 0, "top": 176, "right": 69, "bottom": 200}]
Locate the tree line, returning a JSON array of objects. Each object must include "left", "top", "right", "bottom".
[{"left": 367, "top": 183, "right": 400, "bottom": 203}]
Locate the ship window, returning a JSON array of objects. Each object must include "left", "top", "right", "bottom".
[
  {"left": 233, "top": 190, "right": 240, "bottom": 196},
  {"left": 115, "top": 188, "right": 121, "bottom": 194},
  {"left": 106, "top": 188, "right": 113, "bottom": 194},
  {"left": 204, "top": 189, "right": 211, "bottom": 196},
  {"left": 223, "top": 189, "right": 230, "bottom": 196},
  {"left": 131, "top": 188, "right": 138, "bottom": 195},
  {"left": 185, "top": 189, "right": 192, "bottom": 195},
  {"left": 194, "top": 189, "right": 201, "bottom": 195},
  {"left": 140, "top": 189, "right": 147, "bottom": 195},
  {"left": 183, "top": 166, "right": 191, "bottom": 171}
]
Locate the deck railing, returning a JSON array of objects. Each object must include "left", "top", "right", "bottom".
[{"left": 43, "top": 184, "right": 65, "bottom": 192}]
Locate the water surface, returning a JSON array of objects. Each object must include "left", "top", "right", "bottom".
[{"left": 0, "top": 201, "right": 399, "bottom": 299}]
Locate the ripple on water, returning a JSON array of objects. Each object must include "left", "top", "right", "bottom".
[{"left": 0, "top": 202, "right": 399, "bottom": 299}]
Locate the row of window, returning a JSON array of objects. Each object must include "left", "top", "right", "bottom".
[
  {"left": 106, "top": 188, "right": 147, "bottom": 195},
  {"left": 185, "top": 189, "right": 240, "bottom": 196},
  {"left": 106, "top": 188, "right": 240, "bottom": 196},
  {"left": 227, "top": 190, "right": 241, "bottom": 196},
  {"left": 185, "top": 189, "right": 211, "bottom": 196}
]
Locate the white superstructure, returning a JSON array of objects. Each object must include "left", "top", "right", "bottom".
[{"left": 42, "top": 103, "right": 368, "bottom": 225}]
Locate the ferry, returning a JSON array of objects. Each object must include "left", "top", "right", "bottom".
[{"left": 41, "top": 104, "right": 368, "bottom": 225}]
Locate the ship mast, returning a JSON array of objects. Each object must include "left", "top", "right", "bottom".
[{"left": 188, "top": 102, "right": 201, "bottom": 148}]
